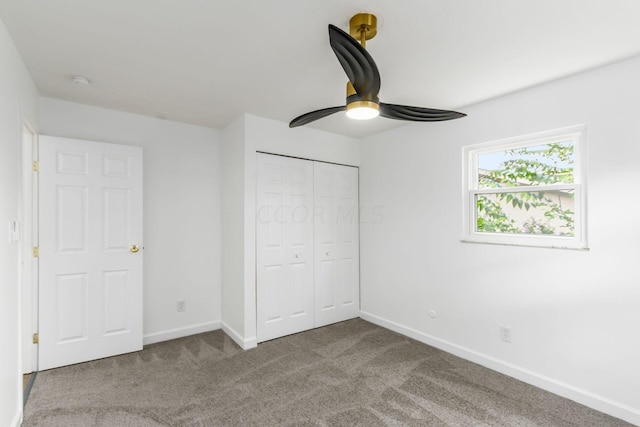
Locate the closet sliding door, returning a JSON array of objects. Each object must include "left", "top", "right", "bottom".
[
  {"left": 256, "top": 153, "right": 360, "bottom": 343},
  {"left": 313, "top": 162, "right": 360, "bottom": 327},
  {"left": 256, "top": 154, "right": 315, "bottom": 342}
]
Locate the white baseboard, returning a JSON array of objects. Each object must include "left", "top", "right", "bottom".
[
  {"left": 143, "top": 321, "right": 221, "bottom": 345},
  {"left": 221, "top": 322, "right": 257, "bottom": 350},
  {"left": 10, "top": 408, "right": 21, "bottom": 427},
  {"left": 359, "top": 311, "right": 640, "bottom": 426}
]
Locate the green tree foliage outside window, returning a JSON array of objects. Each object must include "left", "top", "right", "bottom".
[{"left": 476, "top": 142, "right": 575, "bottom": 236}]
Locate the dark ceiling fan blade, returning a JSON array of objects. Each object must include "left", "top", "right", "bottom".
[
  {"left": 379, "top": 103, "right": 467, "bottom": 122},
  {"left": 289, "top": 106, "right": 346, "bottom": 128},
  {"left": 328, "top": 24, "right": 381, "bottom": 100}
]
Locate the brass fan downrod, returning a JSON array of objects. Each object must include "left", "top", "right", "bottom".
[
  {"left": 346, "top": 12, "right": 379, "bottom": 107},
  {"left": 349, "top": 13, "right": 377, "bottom": 48}
]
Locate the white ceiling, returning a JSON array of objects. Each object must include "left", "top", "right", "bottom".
[{"left": 2, "top": 0, "right": 640, "bottom": 138}]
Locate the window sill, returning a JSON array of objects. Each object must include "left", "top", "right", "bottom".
[{"left": 460, "top": 238, "right": 590, "bottom": 251}]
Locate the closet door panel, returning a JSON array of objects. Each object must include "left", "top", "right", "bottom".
[
  {"left": 318, "top": 259, "right": 336, "bottom": 311},
  {"left": 314, "top": 162, "right": 360, "bottom": 327},
  {"left": 257, "top": 154, "right": 314, "bottom": 342}
]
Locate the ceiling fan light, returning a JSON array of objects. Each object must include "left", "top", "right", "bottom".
[{"left": 346, "top": 100, "right": 379, "bottom": 120}]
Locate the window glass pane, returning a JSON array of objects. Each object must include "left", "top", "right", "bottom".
[
  {"left": 475, "top": 190, "right": 575, "bottom": 236},
  {"left": 478, "top": 140, "right": 574, "bottom": 188}
]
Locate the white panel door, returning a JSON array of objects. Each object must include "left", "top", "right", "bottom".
[
  {"left": 314, "top": 162, "right": 359, "bottom": 327},
  {"left": 39, "top": 135, "right": 143, "bottom": 370},
  {"left": 256, "top": 153, "right": 314, "bottom": 342}
]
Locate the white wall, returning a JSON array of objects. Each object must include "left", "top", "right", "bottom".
[
  {"left": 0, "top": 16, "right": 39, "bottom": 427},
  {"left": 221, "top": 114, "right": 359, "bottom": 348},
  {"left": 39, "top": 98, "right": 222, "bottom": 344},
  {"left": 359, "top": 56, "right": 640, "bottom": 425},
  {"left": 220, "top": 115, "right": 246, "bottom": 343}
]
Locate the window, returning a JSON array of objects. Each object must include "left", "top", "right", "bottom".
[{"left": 463, "top": 125, "right": 587, "bottom": 249}]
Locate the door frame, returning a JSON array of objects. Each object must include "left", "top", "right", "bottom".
[{"left": 21, "top": 120, "right": 38, "bottom": 374}]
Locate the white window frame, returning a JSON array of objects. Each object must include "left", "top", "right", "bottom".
[{"left": 462, "top": 125, "right": 588, "bottom": 250}]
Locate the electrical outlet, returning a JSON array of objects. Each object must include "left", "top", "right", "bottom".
[
  {"left": 177, "top": 300, "right": 186, "bottom": 312},
  {"left": 499, "top": 326, "right": 512, "bottom": 343}
]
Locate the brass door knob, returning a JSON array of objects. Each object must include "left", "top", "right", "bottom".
[{"left": 130, "top": 245, "right": 140, "bottom": 253}]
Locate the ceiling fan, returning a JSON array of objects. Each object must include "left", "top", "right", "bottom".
[{"left": 290, "top": 13, "right": 466, "bottom": 128}]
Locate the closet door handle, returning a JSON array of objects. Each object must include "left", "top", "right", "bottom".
[{"left": 295, "top": 254, "right": 301, "bottom": 259}]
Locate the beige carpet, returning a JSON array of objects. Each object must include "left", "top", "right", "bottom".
[{"left": 23, "top": 319, "right": 631, "bottom": 426}]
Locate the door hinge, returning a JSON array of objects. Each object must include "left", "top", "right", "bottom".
[
  {"left": 32, "top": 160, "right": 39, "bottom": 172},
  {"left": 32, "top": 333, "right": 39, "bottom": 344},
  {"left": 33, "top": 246, "right": 39, "bottom": 258}
]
